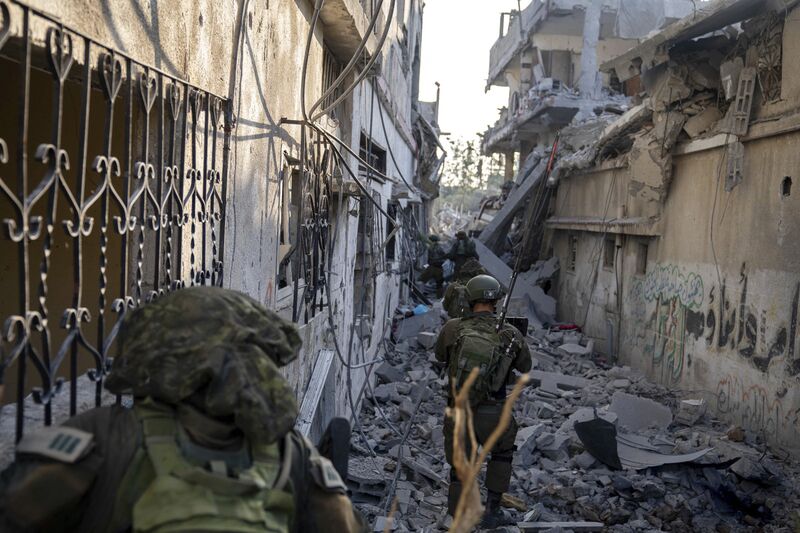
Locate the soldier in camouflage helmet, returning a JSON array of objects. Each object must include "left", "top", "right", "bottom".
[
  {"left": 0, "top": 286, "right": 366, "bottom": 533},
  {"left": 435, "top": 275, "right": 531, "bottom": 527},
  {"left": 446, "top": 230, "right": 479, "bottom": 278},
  {"left": 418, "top": 233, "right": 447, "bottom": 298},
  {"left": 442, "top": 257, "right": 487, "bottom": 318}
]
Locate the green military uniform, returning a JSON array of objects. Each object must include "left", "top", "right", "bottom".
[
  {"left": 442, "top": 258, "right": 487, "bottom": 318},
  {"left": 434, "top": 277, "right": 531, "bottom": 521},
  {"left": 0, "top": 287, "right": 366, "bottom": 533},
  {"left": 446, "top": 231, "right": 479, "bottom": 278},
  {"left": 418, "top": 234, "right": 446, "bottom": 298}
]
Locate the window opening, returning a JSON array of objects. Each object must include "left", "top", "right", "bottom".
[
  {"left": 568, "top": 236, "right": 578, "bottom": 272},
  {"left": 637, "top": 242, "right": 648, "bottom": 275},
  {"left": 782, "top": 176, "right": 792, "bottom": 198},
  {"left": 603, "top": 238, "right": 616, "bottom": 269}
]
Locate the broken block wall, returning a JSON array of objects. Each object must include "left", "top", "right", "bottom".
[{"left": 553, "top": 129, "right": 800, "bottom": 456}]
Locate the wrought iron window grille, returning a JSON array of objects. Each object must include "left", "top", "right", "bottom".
[
  {"left": 278, "top": 121, "right": 335, "bottom": 326},
  {"left": 0, "top": 1, "right": 230, "bottom": 441}
]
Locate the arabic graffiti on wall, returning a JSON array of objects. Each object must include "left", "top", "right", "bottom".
[{"left": 631, "top": 264, "right": 800, "bottom": 378}]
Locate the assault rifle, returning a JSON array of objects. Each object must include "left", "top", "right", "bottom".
[{"left": 496, "top": 133, "right": 560, "bottom": 334}]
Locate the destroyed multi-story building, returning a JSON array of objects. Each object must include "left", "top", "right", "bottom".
[
  {"left": 481, "top": 0, "right": 695, "bottom": 167},
  {"left": 480, "top": 0, "right": 800, "bottom": 456},
  {"left": 0, "top": 0, "right": 442, "bottom": 449}
]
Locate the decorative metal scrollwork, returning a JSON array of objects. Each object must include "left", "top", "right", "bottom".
[{"left": 0, "top": 1, "right": 230, "bottom": 442}]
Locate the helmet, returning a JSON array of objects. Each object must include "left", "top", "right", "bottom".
[
  {"left": 465, "top": 275, "right": 502, "bottom": 303},
  {"left": 456, "top": 230, "right": 467, "bottom": 239},
  {"left": 429, "top": 234, "right": 440, "bottom": 242}
]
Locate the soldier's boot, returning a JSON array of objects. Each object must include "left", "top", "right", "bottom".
[
  {"left": 447, "top": 471, "right": 462, "bottom": 517},
  {"left": 480, "top": 491, "right": 514, "bottom": 529}
]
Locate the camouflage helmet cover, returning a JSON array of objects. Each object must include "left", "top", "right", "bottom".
[
  {"left": 465, "top": 274, "right": 502, "bottom": 303},
  {"left": 429, "top": 234, "right": 440, "bottom": 242},
  {"left": 457, "top": 258, "right": 487, "bottom": 281},
  {"left": 106, "top": 287, "right": 302, "bottom": 444}
]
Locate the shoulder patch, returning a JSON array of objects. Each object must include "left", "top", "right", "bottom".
[
  {"left": 310, "top": 455, "right": 346, "bottom": 493},
  {"left": 16, "top": 426, "right": 94, "bottom": 463}
]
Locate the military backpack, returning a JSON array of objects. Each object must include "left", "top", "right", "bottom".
[
  {"left": 445, "top": 283, "right": 470, "bottom": 318},
  {"left": 449, "top": 320, "right": 513, "bottom": 406}
]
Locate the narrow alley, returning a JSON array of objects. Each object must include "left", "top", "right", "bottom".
[
  {"left": 348, "top": 292, "right": 800, "bottom": 531},
  {"left": 1, "top": 0, "right": 800, "bottom": 532}
]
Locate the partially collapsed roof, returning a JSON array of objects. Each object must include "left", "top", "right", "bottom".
[{"left": 600, "top": 0, "right": 766, "bottom": 82}]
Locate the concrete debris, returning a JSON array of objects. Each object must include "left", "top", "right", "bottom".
[
  {"left": 348, "top": 301, "right": 800, "bottom": 532},
  {"left": 474, "top": 239, "right": 556, "bottom": 325},
  {"left": 609, "top": 391, "right": 673, "bottom": 432},
  {"left": 479, "top": 155, "right": 548, "bottom": 251},
  {"left": 393, "top": 311, "right": 440, "bottom": 342},
  {"left": 375, "top": 362, "right": 405, "bottom": 384},
  {"left": 683, "top": 105, "right": 721, "bottom": 138},
  {"left": 416, "top": 331, "right": 437, "bottom": 350},
  {"left": 675, "top": 398, "right": 707, "bottom": 426},
  {"left": 518, "top": 521, "right": 604, "bottom": 532},
  {"left": 725, "top": 139, "right": 745, "bottom": 192},
  {"left": 373, "top": 516, "right": 397, "bottom": 531}
]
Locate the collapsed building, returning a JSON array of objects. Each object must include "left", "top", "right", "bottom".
[
  {"left": 477, "top": 0, "right": 800, "bottom": 458},
  {"left": 0, "top": 0, "right": 442, "bottom": 455}
]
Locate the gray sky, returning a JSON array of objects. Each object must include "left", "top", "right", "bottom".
[{"left": 419, "top": 0, "right": 522, "bottom": 142}]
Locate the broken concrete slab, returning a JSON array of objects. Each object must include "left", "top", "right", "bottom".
[
  {"left": 479, "top": 158, "right": 548, "bottom": 252},
  {"left": 416, "top": 331, "right": 437, "bottom": 350},
  {"left": 683, "top": 105, "right": 721, "bottom": 137},
  {"left": 675, "top": 398, "right": 707, "bottom": 426},
  {"left": 375, "top": 362, "right": 405, "bottom": 384},
  {"left": 394, "top": 311, "right": 440, "bottom": 342},
  {"left": 528, "top": 369, "right": 590, "bottom": 395},
  {"left": 474, "top": 239, "right": 556, "bottom": 325},
  {"left": 373, "top": 516, "right": 397, "bottom": 531},
  {"left": 518, "top": 521, "right": 604, "bottom": 532},
  {"left": 400, "top": 456, "right": 446, "bottom": 486},
  {"left": 609, "top": 391, "right": 673, "bottom": 431},
  {"left": 558, "top": 342, "right": 590, "bottom": 356}
]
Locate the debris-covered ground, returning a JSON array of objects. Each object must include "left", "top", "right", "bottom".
[{"left": 349, "top": 304, "right": 800, "bottom": 532}]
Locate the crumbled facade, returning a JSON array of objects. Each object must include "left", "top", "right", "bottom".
[{"left": 548, "top": 0, "right": 800, "bottom": 455}]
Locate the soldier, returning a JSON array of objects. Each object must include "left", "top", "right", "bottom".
[
  {"left": 442, "top": 257, "right": 486, "bottom": 318},
  {"left": 446, "top": 230, "right": 479, "bottom": 277},
  {"left": 0, "top": 287, "right": 366, "bottom": 533},
  {"left": 418, "top": 234, "right": 446, "bottom": 298},
  {"left": 434, "top": 275, "right": 532, "bottom": 527}
]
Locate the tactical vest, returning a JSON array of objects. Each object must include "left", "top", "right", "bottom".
[
  {"left": 429, "top": 244, "right": 445, "bottom": 266},
  {"left": 121, "top": 400, "right": 294, "bottom": 532},
  {"left": 449, "top": 320, "right": 516, "bottom": 406}
]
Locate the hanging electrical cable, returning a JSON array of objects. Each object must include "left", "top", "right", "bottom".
[
  {"left": 310, "top": 0, "right": 388, "bottom": 117},
  {"left": 310, "top": 0, "right": 397, "bottom": 121}
]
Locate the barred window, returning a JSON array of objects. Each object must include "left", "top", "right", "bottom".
[
  {"left": 0, "top": 2, "right": 228, "bottom": 441},
  {"left": 321, "top": 45, "right": 343, "bottom": 118}
]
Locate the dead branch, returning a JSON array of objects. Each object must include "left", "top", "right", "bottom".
[{"left": 447, "top": 369, "right": 530, "bottom": 533}]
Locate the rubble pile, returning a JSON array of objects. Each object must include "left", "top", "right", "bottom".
[
  {"left": 350, "top": 314, "right": 800, "bottom": 532},
  {"left": 433, "top": 202, "right": 474, "bottom": 237}
]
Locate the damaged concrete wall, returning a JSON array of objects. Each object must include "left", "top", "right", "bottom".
[{"left": 553, "top": 128, "right": 800, "bottom": 455}]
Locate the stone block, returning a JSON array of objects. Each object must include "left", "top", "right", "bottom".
[{"left": 417, "top": 331, "right": 437, "bottom": 350}]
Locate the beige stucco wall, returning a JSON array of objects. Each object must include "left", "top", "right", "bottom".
[{"left": 553, "top": 127, "right": 800, "bottom": 455}]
